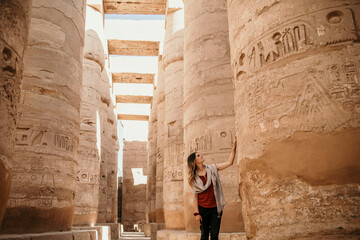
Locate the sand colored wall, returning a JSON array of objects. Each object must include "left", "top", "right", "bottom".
[
  {"left": 122, "top": 141, "right": 148, "bottom": 231},
  {"left": 73, "top": 29, "right": 104, "bottom": 226},
  {"left": 227, "top": 1, "right": 360, "bottom": 239},
  {"left": 155, "top": 57, "right": 165, "bottom": 224},
  {"left": 0, "top": 0, "right": 32, "bottom": 229},
  {"left": 146, "top": 89, "right": 158, "bottom": 223},
  {"left": 183, "top": 0, "right": 244, "bottom": 233},
  {"left": 1, "top": 0, "right": 86, "bottom": 234},
  {"left": 162, "top": 2, "right": 185, "bottom": 230}
]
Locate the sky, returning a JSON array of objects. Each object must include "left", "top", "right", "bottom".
[{"left": 105, "top": 14, "right": 165, "bottom": 141}]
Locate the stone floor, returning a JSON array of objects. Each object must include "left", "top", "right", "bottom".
[
  {"left": 119, "top": 232, "right": 150, "bottom": 240},
  {"left": 157, "top": 230, "right": 247, "bottom": 240},
  {"left": 0, "top": 230, "right": 97, "bottom": 240}
]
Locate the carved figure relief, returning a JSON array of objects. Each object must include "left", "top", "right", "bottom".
[{"left": 233, "top": 7, "right": 359, "bottom": 82}]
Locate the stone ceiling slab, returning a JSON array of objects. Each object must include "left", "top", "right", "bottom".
[
  {"left": 112, "top": 72, "right": 154, "bottom": 84},
  {"left": 108, "top": 40, "right": 159, "bottom": 56},
  {"left": 103, "top": 0, "right": 166, "bottom": 15}
]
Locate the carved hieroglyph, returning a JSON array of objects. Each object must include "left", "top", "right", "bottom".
[
  {"left": 1, "top": 0, "right": 86, "bottom": 234},
  {"left": 122, "top": 141, "right": 148, "bottom": 231},
  {"left": 155, "top": 56, "right": 165, "bottom": 223},
  {"left": 183, "top": 0, "right": 244, "bottom": 232},
  {"left": 73, "top": 29, "right": 104, "bottom": 226},
  {"left": 227, "top": 1, "right": 360, "bottom": 239},
  {"left": 162, "top": 3, "right": 185, "bottom": 230},
  {"left": 146, "top": 89, "right": 157, "bottom": 223},
  {"left": 0, "top": 0, "right": 32, "bottom": 229}
]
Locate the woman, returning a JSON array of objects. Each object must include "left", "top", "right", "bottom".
[{"left": 187, "top": 137, "right": 237, "bottom": 240}]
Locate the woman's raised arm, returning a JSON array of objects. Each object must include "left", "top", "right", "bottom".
[{"left": 216, "top": 137, "right": 237, "bottom": 171}]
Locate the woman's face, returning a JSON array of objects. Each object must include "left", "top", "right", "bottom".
[{"left": 195, "top": 153, "right": 204, "bottom": 164}]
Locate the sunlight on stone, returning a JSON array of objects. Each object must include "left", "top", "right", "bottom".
[{"left": 131, "top": 168, "right": 147, "bottom": 185}]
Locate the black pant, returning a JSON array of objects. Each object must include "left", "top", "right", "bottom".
[{"left": 199, "top": 205, "right": 222, "bottom": 240}]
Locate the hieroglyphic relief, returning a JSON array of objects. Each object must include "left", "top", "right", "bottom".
[
  {"left": 164, "top": 168, "right": 183, "bottom": 182},
  {"left": 76, "top": 170, "right": 99, "bottom": 183},
  {"left": 15, "top": 128, "right": 77, "bottom": 154},
  {"left": 188, "top": 134, "right": 212, "bottom": 153},
  {"left": 233, "top": 6, "right": 360, "bottom": 135},
  {"left": 328, "top": 62, "right": 360, "bottom": 112},
  {"left": 233, "top": 7, "right": 360, "bottom": 81},
  {"left": 188, "top": 130, "right": 234, "bottom": 153},
  {"left": 233, "top": 22, "right": 313, "bottom": 79}
]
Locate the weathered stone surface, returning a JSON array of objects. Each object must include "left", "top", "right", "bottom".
[
  {"left": 155, "top": 56, "right": 165, "bottom": 224},
  {"left": 122, "top": 141, "right": 148, "bottom": 231},
  {"left": 183, "top": 0, "right": 244, "bottom": 233},
  {"left": 73, "top": 226, "right": 110, "bottom": 240},
  {"left": 1, "top": 0, "right": 86, "bottom": 234},
  {"left": 107, "top": 105, "right": 119, "bottom": 223},
  {"left": 108, "top": 40, "right": 159, "bottom": 56},
  {"left": 118, "top": 177, "right": 123, "bottom": 223},
  {"left": 0, "top": 0, "right": 32, "bottom": 228},
  {"left": 112, "top": 73, "right": 154, "bottom": 84},
  {"left": 227, "top": 1, "right": 360, "bottom": 239},
  {"left": 98, "top": 70, "right": 118, "bottom": 224},
  {"left": 103, "top": 0, "right": 166, "bottom": 15},
  {"left": 0, "top": 230, "right": 97, "bottom": 240},
  {"left": 73, "top": 29, "right": 104, "bottom": 226},
  {"left": 162, "top": 3, "right": 185, "bottom": 230},
  {"left": 146, "top": 88, "right": 157, "bottom": 223},
  {"left": 98, "top": 223, "right": 120, "bottom": 240},
  {"left": 157, "top": 230, "right": 247, "bottom": 240}
]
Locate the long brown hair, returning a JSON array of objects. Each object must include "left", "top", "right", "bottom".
[{"left": 187, "top": 152, "right": 197, "bottom": 187}]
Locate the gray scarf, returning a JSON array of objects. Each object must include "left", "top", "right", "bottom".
[{"left": 192, "top": 164, "right": 226, "bottom": 213}]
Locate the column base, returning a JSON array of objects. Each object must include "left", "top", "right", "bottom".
[
  {"left": 73, "top": 226, "right": 111, "bottom": 240},
  {"left": 97, "top": 223, "right": 120, "bottom": 240},
  {"left": 0, "top": 230, "right": 97, "bottom": 240},
  {"left": 144, "top": 223, "right": 165, "bottom": 240}
]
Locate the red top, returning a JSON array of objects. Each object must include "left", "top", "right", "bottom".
[{"left": 198, "top": 172, "right": 217, "bottom": 208}]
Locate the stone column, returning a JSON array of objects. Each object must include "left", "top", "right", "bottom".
[
  {"left": 1, "top": 0, "right": 86, "bottom": 234},
  {"left": 155, "top": 56, "right": 165, "bottom": 224},
  {"left": 183, "top": 0, "right": 243, "bottom": 232},
  {"left": 146, "top": 89, "right": 158, "bottom": 223},
  {"left": 162, "top": 1, "right": 185, "bottom": 230},
  {"left": 73, "top": 29, "right": 104, "bottom": 226},
  {"left": 0, "top": 0, "right": 32, "bottom": 228},
  {"left": 107, "top": 105, "right": 119, "bottom": 223},
  {"left": 98, "top": 70, "right": 112, "bottom": 223},
  {"left": 227, "top": 1, "right": 360, "bottom": 239}
]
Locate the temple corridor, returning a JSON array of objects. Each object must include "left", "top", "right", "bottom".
[{"left": 1, "top": 0, "right": 360, "bottom": 240}]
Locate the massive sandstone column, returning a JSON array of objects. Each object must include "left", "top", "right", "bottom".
[
  {"left": 73, "top": 29, "right": 104, "bottom": 226},
  {"left": 183, "top": 0, "right": 243, "bottom": 232},
  {"left": 227, "top": 1, "right": 360, "bottom": 239},
  {"left": 0, "top": 0, "right": 32, "bottom": 228},
  {"left": 162, "top": 0, "right": 185, "bottom": 230},
  {"left": 97, "top": 70, "right": 118, "bottom": 223},
  {"left": 155, "top": 56, "right": 165, "bottom": 224},
  {"left": 1, "top": 0, "right": 86, "bottom": 234},
  {"left": 146, "top": 89, "right": 158, "bottom": 223},
  {"left": 98, "top": 70, "right": 112, "bottom": 223},
  {"left": 107, "top": 104, "right": 119, "bottom": 223}
]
